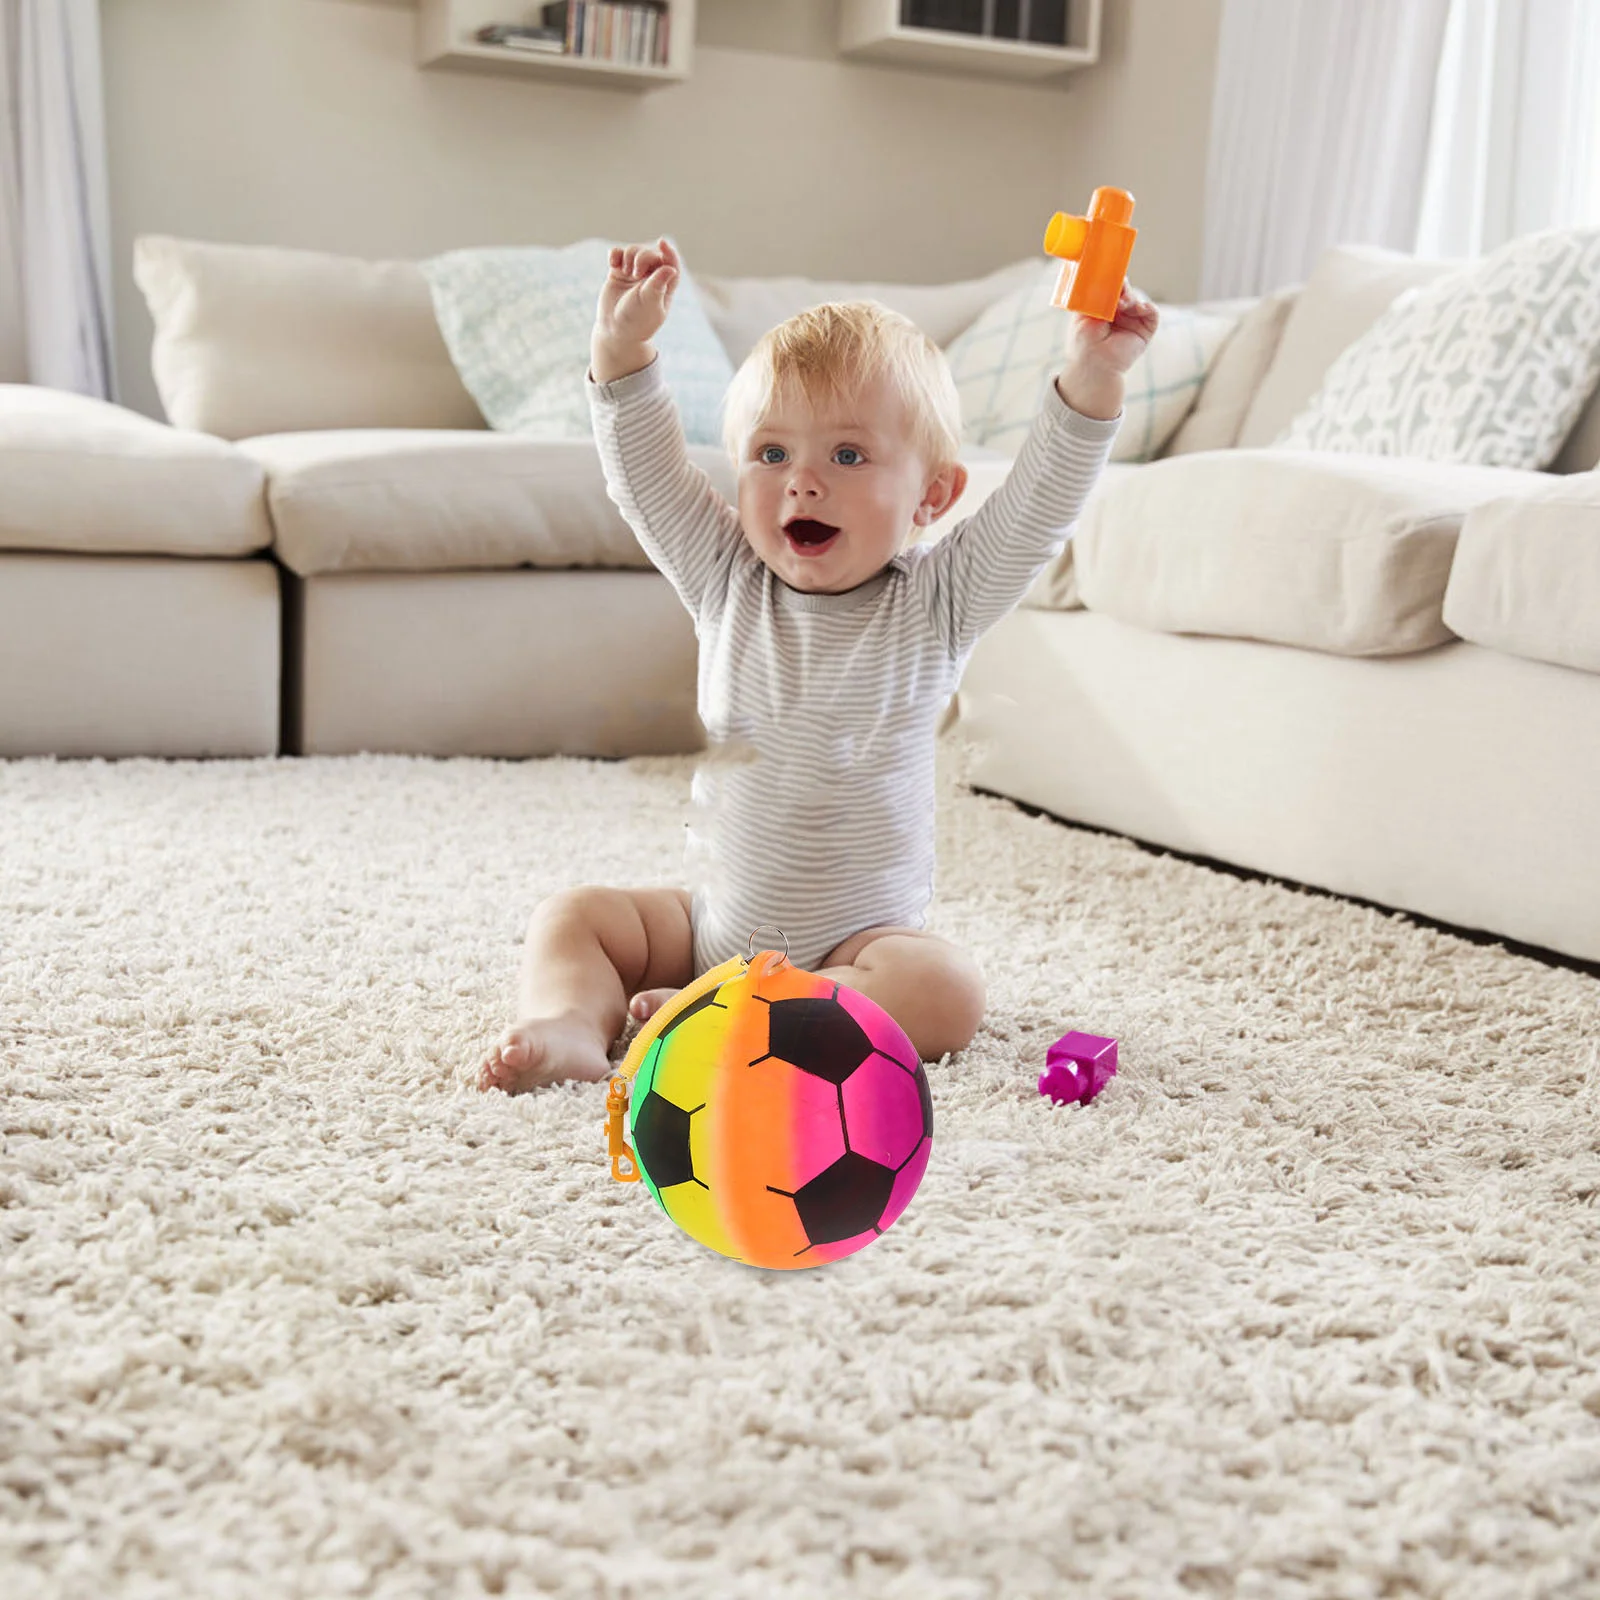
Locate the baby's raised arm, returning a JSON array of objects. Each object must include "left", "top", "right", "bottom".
[
  {"left": 586, "top": 236, "right": 741, "bottom": 626},
  {"left": 591, "top": 237, "right": 682, "bottom": 384},
  {"left": 911, "top": 286, "right": 1158, "bottom": 655}
]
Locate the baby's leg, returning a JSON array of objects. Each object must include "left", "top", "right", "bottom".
[
  {"left": 478, "top": 886, "right": 694, "bottom": 1093},
  {"left": 816, "top": 926, "right": 986, "bottom": 1062}
]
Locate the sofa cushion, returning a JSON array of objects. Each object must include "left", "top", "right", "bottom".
[
  {"left": 944, "top": 264, "right": 1241, "bottom": 459},
  {"left": 420, "top": 238, "right": 733, "bottom": 447},
  {"left": 1236, "top": 245, "right": 1459, "bottom": 448},
  {"left": 1067, "top": 450, "right": 1550, "bottom": 656},
  {"left": 133, "top": 236, "right": 486, "bottom": 439},
  {"left": 695, "top": 258, "right": 1041, "bottom": 366},
  {"left": 1278, "top": 226, "right": 1600, "bottom": 470},
  {"left": 245, "top": 429, "right": 1010, "bottom": 579},
  {"left": 0, "top": 384, "right": 271, "bottom": 557},
  {"left": 1162, "top": 287, "right": 1297, "bottom": 456},
  {"left": 239, "top": 429, "right": 737, "bottom": 578},
  {"left": 1443, "top": 473, "right": 1600, "bottom": 673}
]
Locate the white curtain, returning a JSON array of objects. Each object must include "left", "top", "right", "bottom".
[
  {"left": 0, "top": 5, "right": 25, "bottom": 381},
  {"left": 1416, "top": 0, "right": 1600, "bottom": 258},
  {"left": 0, "top": 0, "right": 115, "bottom": 397},
  {"left": 1199, "top": 0, "right": 1454, "bottom": 298}
]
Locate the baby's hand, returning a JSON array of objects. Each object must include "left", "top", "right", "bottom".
[
  {"left": 1055, "top": 286, "right": 1160, "bottom": 420},
  {"left": 1069, "top": 285, "right": 1160, "bottom": 376},
  {"left": 594, "top": 237, "right": 681, "bottom": 355}
]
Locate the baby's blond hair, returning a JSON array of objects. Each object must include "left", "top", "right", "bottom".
[{"left": 721, "top": 300, "right": 963, "bottom": 469}]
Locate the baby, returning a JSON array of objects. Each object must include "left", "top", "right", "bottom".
[{"left": 480, "top": 236, "right": 1157, "bottom": 1093}]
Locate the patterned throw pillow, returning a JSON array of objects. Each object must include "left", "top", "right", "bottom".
[
  {"left": 944, "top": 262, "right": 1241, "bottom": 459},
  {"left": 1277, "top": 226, "right": 1600, "bottom": 469},
  {"left": 421, "top": 238, "right": 734, "bottom": 446}
]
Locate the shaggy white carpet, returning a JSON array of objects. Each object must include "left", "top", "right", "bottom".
[{"left": 2, "top": 743, "right": 1598, "bottom": 1600}]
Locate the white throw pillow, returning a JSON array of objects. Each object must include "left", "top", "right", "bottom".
[
  {"left": 1163, "top": 287, "right": 1297, "bottom": 455},
  {"left": 1235, "top": 245, "right": 1459, "bottom": 448},
  {"left": 421, "top": 238, "right": 735, "bottom": 446},
  {"left": 1277, "top": 226, "right": 1600, "bottom": 469},
  {"left": 133, "top": 236, "right": 486, "bottom": 438},
  {"left": 945, "top": 263, "right": 1240, "bottom": 459},
  {"left": 696, "top": 258, "right": 1040, "bottom": 366}
]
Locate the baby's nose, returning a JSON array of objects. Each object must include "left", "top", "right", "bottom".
[{"left": 785, "top": 470, "right": 823, "bottom": 497}]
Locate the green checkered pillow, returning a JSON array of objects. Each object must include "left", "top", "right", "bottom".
[
  {"left": 945, "top": 263, "right": 1240, "bottom": 459},
  {"left": 421, "top": 237, "right": 734, "bottom": 445}
]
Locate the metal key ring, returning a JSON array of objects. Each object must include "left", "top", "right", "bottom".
[{"left": 745, "top": 924, "right": 790, "bottom": 964}]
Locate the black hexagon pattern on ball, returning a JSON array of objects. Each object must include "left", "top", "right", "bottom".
[
  {"left": 788, "top": 1151, "right": 897, "bottom": 1245},
  {"left": 632, "top": 1087, "right": 698, "bottom": 1190},
  {"left": 761, "top": 996, "right": 873, "bottom": 1085}
]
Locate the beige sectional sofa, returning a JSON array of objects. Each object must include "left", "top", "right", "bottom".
[
  {"left": 0, "top": 238, "right": 1595, "bottom": 964},
  {"left": 962, "top": 246, "right": 1600, "bottom": 967}
]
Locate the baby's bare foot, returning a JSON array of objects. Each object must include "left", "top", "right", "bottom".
[
  {"left": 628, "top": 987, "right": 679, "bottom": 1025},
  {"left": 478, "top": 1013, "right": 612, "bottom": 1094}
]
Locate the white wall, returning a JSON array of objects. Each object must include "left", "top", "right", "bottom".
[{"left": 101, "top": 0, "right": 1223, "bottom": 420}]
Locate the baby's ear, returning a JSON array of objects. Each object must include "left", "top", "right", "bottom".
[{"left": 913, "top": 461, "right": 968, "bottom": 526}]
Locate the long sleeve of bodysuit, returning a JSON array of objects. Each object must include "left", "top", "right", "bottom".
[
  {"left": 909, "top": 379, "right": 1120, "bottom": 661},
  {"left": 587, "top": 358, "right": 741, "bottom": 632}
]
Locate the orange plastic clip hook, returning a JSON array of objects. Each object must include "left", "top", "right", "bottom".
[{"left": 605, "top": 1076, "right": 640, "bottom": 1182}]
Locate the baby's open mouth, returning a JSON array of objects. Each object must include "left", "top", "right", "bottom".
[{"left": 784, "top": 518, "right": 840, "bottom": 552}]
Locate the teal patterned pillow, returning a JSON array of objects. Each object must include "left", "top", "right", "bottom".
[{"left": 421, "top": 238, "right": 734, "bottom": 445}]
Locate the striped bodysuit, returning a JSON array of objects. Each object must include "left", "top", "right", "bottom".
[{"left": 587, "top": 359, "right": 1118, "bottom": 977}]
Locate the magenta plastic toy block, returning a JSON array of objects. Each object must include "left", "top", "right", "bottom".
[{"left": 1039, "top": 1030, "right": 1118, "bottom": 1105}]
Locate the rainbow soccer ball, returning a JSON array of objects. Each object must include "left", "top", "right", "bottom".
[{"left": 618, "top": 949, "right": 933, "bottom": 1269}]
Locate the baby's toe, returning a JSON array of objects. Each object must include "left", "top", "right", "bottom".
[
  {"left": 629, "top": 988, "right": 677, "bottom": 1023},
  {"left": 478, "top": 1042, "right": 513, "bottom": 1092}
]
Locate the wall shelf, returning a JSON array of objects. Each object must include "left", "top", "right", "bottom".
[
  {"left": 839, "top": 0, "right": 1100, "bottom": 81},
  {"left": 417, "top": 0, "right": 694, "bottom": 91}
]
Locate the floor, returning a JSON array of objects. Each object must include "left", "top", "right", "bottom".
[{"left": 3, "top": 748, "right": 1597, "bottom": 1598}]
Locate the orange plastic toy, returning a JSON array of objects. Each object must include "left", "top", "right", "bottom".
[{"left": 1043, "top": 187, "right": 1137, "bottom": 321}]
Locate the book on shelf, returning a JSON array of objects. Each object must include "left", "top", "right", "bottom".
[
  {"left": 540, "top": 2, "right": 671, "bottom": 68},
  {"left": 474, "top": 23, "right": 567, "bottom": 53}
]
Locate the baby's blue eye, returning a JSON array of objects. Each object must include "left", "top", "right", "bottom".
[
  {"left": 758, "top": 445, "right": 786, "bottom": 465},
  {"left": 834, "top": 446, "right": 864, "bottom": 466}
]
